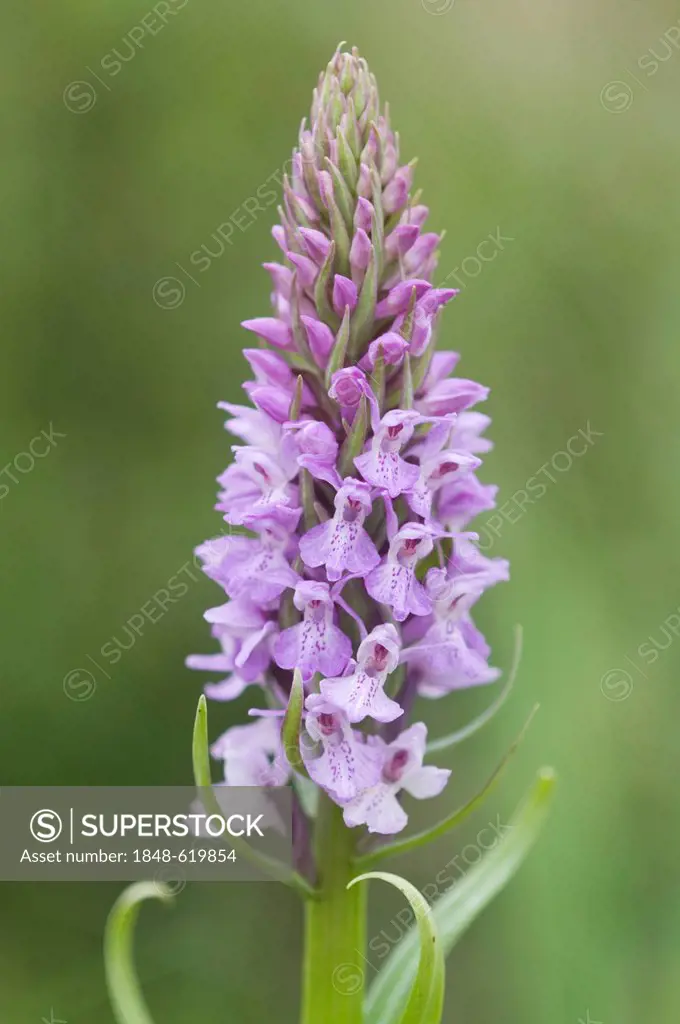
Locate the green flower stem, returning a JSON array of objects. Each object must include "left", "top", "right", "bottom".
[{"left": 301, "top": 796, "right": 366, "bottom": 1024}]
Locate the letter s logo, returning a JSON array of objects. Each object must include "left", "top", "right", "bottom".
[{"left": 30, "top": 809, "right": 63, "bottom": 843}]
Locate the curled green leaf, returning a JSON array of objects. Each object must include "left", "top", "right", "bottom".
[
  {"left": 365, "top": 768, "right": 557, "bottom": 1024},
  {"left": 349, "top": 871, "right": 444, "bottom": 1024},
  {"left": 104, "top": 881, "right": 173, "bottom": 1024}
]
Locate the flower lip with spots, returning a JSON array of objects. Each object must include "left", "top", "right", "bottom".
[
  {"left": 299, "top": 479, "right": 379, "bottom": 582},
  {"left": 274, "top": 581, "right": 352, "bottom": 681},
  {"left": 354, "top": 409, "right": 423, "bottom": 499},
  {"left": 303, "top": 695, "right": 383, "bottom": 803},
  {"left": 320, "top": 623, "right": 403, "bottom": 723},
  {"left": 342, "top": 723, "right": 451, "bottom": 834}
]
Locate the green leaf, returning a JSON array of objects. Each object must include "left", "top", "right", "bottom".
[
  {"left": 426, "top": 624, "right": 523, "bottom": 755},
  {"left": 345, "top": 97, "right": 361, "bottom": 158},
  {"left": 192, "top": 693, "right": 213, "bottom": 789},
  {"left": 287, "top": 187, "right": 313, "bottom": 230},
  {"left": 339, "top": 394, "right": 368, "bottom": 477},
  {"left": 282, "top": 669, "right": 309, "bottom": 777},
  {"left": 280, "top": 350, "right": 319, "bottom": 377},
  {"left": 300, "top": 468, "right": 318, "bottom": 532},
  {"left": 349, "top": 871, "right": 445, "bottom": 1024},
  {"left": 355, "top": 703, "right": 539, "bottom": 870},
  {"left": 293, "top": 772, "right": 320, "bottom": 820},
  {"left": 400, "top": 353, "right": 414, "bottom": 410},
  {"left": 349, "top": 244, "right": 377, "bottom": 359},
  {"left": 370, "top": 169, "right": 384, "bottom": 280},
  {"left": 325, "top": 158, "right": 354, "bottom": 231},
  {"left": 337, "top": 129, "right": 358, "bottom": 191},
  {"left": 279, "top": 584, "right": 300, "bottom": 630},
  {"left": 192, "top": 696, "right": 318, "bottom": 899},
  {"left": 301, "top": 136, "right": 323, "bottom": 213},
  {"left": 325, "top": 305, "right": 351, "bottom": 388},
  {"left": 369, "top": 343, "right": 386, "bottom": 411},
  {"left": 104, "top": 881, "right": 173, "bottom": 1024},
  {"left": 365, "top": 768, "right": 557, "bottom": 1024},
  {"left": 326, "top": 189, "right": 351, "bottom": 276},
  {"left": 288, "top": 375, "right": 304, "bottom": 421},
  {"left": 314, "top": 241, "right": 340, "bottom": 331}
]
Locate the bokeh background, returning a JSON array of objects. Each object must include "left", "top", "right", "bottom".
[{"left": 2, "top": 0, "right": 679, "bottom": 1021}]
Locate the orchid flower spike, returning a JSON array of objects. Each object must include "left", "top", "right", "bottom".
[{"left": 188, "top": 43, "right": 506, "bottom": 842}]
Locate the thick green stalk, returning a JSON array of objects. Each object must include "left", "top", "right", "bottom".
[{"left": 301, "top": 796, "right": 366, "bottom": 1024}]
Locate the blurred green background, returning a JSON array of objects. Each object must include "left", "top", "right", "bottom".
[{"left": 2, "top": 0, "right": 679, "bottom": 1021}]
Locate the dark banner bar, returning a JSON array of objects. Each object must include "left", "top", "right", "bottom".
[{"left": 0, "top": 787, "right": 292, "bottom": 882}]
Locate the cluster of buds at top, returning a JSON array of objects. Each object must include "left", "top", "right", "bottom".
[{"left": 188, "top": 45, "right": 508, "bottom": 838}]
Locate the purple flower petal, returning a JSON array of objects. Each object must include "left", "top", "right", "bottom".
[
  {"left": 332, "top": 275, "right": 358, "bottom": 316},
  {"left": 241, "top": 317, "right": 293, "bottom": 350}
]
